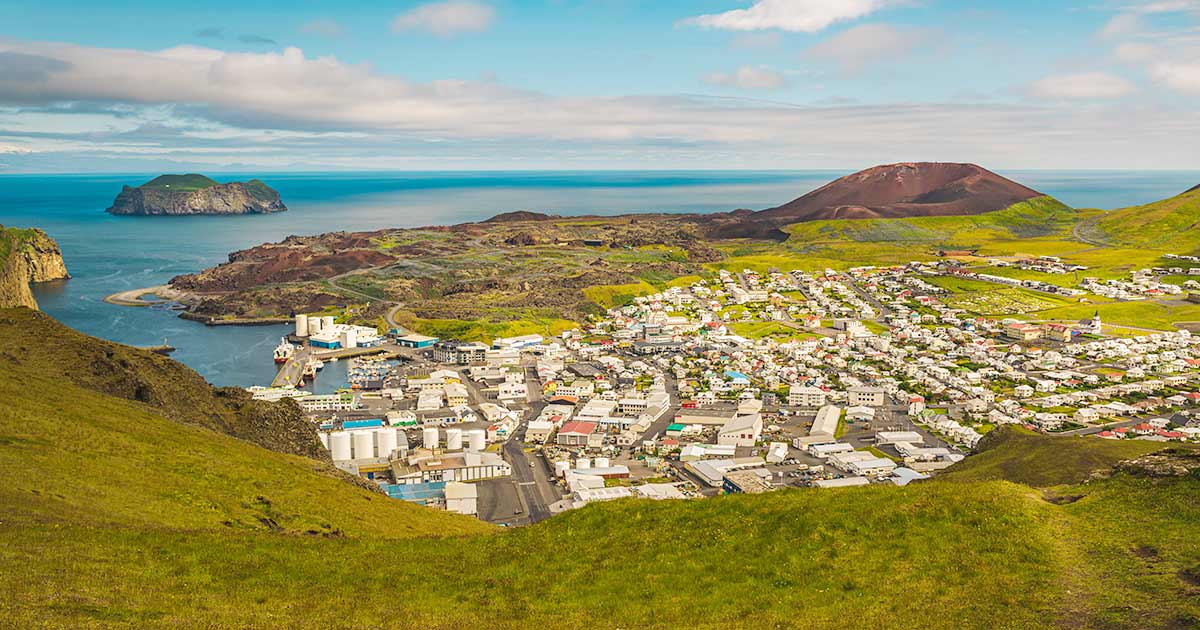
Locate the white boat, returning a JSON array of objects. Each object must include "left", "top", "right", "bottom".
[{"left": 273, "top": 339, "right": 296, "bottom": 364}]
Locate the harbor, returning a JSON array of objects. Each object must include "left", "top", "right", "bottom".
[{"left": 269, "top": 314, "right": 413, "bottom": 389}]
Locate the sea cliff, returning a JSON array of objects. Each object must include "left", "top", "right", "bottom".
[{"left": 0, "top": 227, "right": 70, "bottom": 309}]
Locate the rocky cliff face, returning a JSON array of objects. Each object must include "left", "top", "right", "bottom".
[
  {"left": 106, "top": 180, "right": 287, "bottom": 216},
  {"left": 0, "top": 227, "right": 70, "bottom": 309}
]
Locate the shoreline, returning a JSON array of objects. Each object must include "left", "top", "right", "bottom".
[
  {"left": 102, "top": 285, "right": 177, "bottom": 307},
  {"left": 105, "top": 285, "right": 290, "bottom": 327}
]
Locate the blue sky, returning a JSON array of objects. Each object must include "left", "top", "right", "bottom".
[{"left": 0, "top": 0, "right": 1198, "bottom": 171}]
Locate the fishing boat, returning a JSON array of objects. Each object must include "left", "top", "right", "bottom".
[
  {"left": 273, "top": 339, "right": 296, "bottom": 364},
  {"left": 302, "top": 358, "right": 324, "bottom": 380}
]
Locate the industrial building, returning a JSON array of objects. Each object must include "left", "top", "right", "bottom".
[
  {"left": 390, "top": 451, "right": 512, "bottom": 484},
  {"left": 723, "top": 468, "right": 773, "bottom": 494},
  {"left": 492, "top": 334, "right": 544, "bottom": 351},
  {"left": 395, "top": 333, "right": 438, "bottom": 348},
  {"left": 717, "top": 413, "right": 763, "bottom": 447},
  {"left": 557, "top": 421, "right": 599, "bottom": 446},
  {"left": 810, "top": 405, "right": 842, "bottom": 438},
  {"left": 307, "top": 323, "right": 383, "bottom": 350}
]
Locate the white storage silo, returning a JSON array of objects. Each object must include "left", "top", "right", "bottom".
[
  {"left": 308, "top": 316, "right": 323, "bottom": 334},
  {"left": 554, "top": 461, "right": 570, "bottom": 478},
  {"left": 353, "top": 431, "right": 375, "bottom": 460},
  {"left": 322, "top": 316, "right": 335, "bottom": 330},
  {"left": 423, "top": 427, "right": 439, "bottom": 450},
  {"left": 329, "top": 431, "right": 352, "bottom": 461},
  {"left": 576, "top": 457, "right": 591, "bottom": 470},
  {"left": 446, "top": 428, "right": 463, "bottom": 451},
  {"left": 341, "top": 328, "right": 357, "bottom": 349},
  {"left": 318, "top": 432, "right": 329, "bottom": 449},
  {"left": 295, "top": 314, "right": 310, "bottom": 337},
  {"left": 594, "top": 457, "right": 610, "bottom": 469},
  {"left": 376, "top": 428, "right": 398, "bottom": 459},
  {"left": 467, "top": 429, "right": 486, "bottom": 452}
]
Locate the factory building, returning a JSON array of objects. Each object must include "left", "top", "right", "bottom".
[
  {"left": 308, "top": 324, "right": 383, "bottom": 350},
  {"left": 491, "top": 334, "right": 544, "bottom": 351},
  {"left": 390, "top": 451, "right": 512, "bottom": 484},
  {"left": 396, "top": 333, "right": 439, "bottom": 348}
]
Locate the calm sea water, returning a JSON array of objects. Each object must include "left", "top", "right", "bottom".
[{"left": 1, "top": 169, "right": 1196, "bottom": 389}]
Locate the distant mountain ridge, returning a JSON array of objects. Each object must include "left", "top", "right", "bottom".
[{"left": 106, "top": 174, "right": 287, "bottom": 216}]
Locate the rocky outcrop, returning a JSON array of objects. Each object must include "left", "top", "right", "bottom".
[
  {"left": 0, "top": 227, "right": 69, "bottom": 309},
  {"left": 106, "top": 176, "right": 287, "bottom": 216},
  {"left": 1113, "top": 449, "right": 1200, "bottom": 479}
]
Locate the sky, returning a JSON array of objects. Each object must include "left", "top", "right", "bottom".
[{"left": 0, "top": 0, "right": 1199, "bottom": 172}]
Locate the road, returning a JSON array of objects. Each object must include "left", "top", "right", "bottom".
[
  {"left": 496, "top": 412, "right": 563, "bottom": 525},
  {"left": 325, "top": 272, "right": 408, "bottom": 332},
  {"left": 1058, "top": 419, "right": 1141, "bottom": 436}
]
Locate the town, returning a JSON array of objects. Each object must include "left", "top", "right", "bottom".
[{"left": 248, "top": 260, "right": 1200, "bottom": 526}]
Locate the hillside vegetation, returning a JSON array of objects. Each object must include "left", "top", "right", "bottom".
[
  {"left": 938, "top": 426, "right": 1171, "bottom": 486},
  {"left": 1, "top": 318, "right": 1199, "bottom": 628},
  {"left": 1092, "top": 185, "right": 1200, "bottom": 252},
  {"left": 0, "top": 308, "right": 326, "bottom": 459},
  {"left": 139, "top": 173, "right": 220, "bottom": 191},
  {"left": 783, "top": 196, "right": 1080, "bottom": 246}
]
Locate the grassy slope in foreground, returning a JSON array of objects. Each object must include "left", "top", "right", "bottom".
[
  {"left": 1, "top": 332, "right": 1199, "bottom": 630},
  {"left": 1093, "top": 185, "right": 1200, "bottom": 252}
]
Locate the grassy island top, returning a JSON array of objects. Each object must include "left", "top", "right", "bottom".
[{"left": 138, "top": 174, "right": 221, "bottom": 191}]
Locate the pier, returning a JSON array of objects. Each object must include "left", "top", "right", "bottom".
[{"left": 270, "top": 342, "right": 409, "bottom": 388}]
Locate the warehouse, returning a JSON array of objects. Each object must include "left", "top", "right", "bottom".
[
  {"left": 723, "top": 469, "right": 773, "bottom": 494},
  {"left": 810, "top": 405, "right": 842, "bottom": 438},
  {"left": 391, "top": 451, "right": 512, "bottom": 484},
  {"left": 396, "top": 333, "right": 438, "bottom": 348},
  {"left": 557, "top": 421, "right": 598, "bottom": 446},
  {"left": 717, "top": 413, "right": 762, "bottom": 447}
]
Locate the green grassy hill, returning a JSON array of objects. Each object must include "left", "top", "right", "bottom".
[
  {"left": 938, "top": 425, "right": 1170, "bottom": 486},
  {"left": 783, "top": 196, "right": 1081, "bottom": 246},
  {"left": 0, "top": 308, "right": 327, "bottom": 458},
  {"left": 139, "top": 173, "right": 220, "bottom": 191},
  {"left": 2, "top": 313, "right": 1199, "bottom": 628},
  {"left": 1091, "top": 185, "right": 1200, "bottom": 252}
]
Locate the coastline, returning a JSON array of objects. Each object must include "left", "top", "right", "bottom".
[{"left": 102, "top": 285, "right": 177, "bottom": 306}]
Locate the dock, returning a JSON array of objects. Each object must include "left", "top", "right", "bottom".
[{"left": 270, "top": 343, "right": 409, "bottom": 388}]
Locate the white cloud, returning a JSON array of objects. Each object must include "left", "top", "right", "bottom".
[
  {"left": 806, "top": 24, "right": 931, "bottom": 73},
  {"left": 1148, "top": 60, "right": 1200, "bottom": 92},
  {"left": 391, "top": 1, "right": 495, "bottom": 37},
  {"left": 300, "top": 19, "right": 345, "bottom": 39},
  {"left": 704, "top": 66, "right": 789, "bottom": 90},
  {"left": 1027, "top": 72, "right": 1137, "bottom": 100},
  {"left": 0, "top": 40, "right": 1199, "bottom": 170},
  {"left": 682, "top": 0, "right": 904, "bottom": 33}
]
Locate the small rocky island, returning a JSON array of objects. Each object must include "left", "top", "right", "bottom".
[{"left": 106, "top": 174, "right": 287, "bottom": 216}]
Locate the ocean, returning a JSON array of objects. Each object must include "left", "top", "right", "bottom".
[{"left": 2, "top": 169, "right": 1196, "bottom": 391}]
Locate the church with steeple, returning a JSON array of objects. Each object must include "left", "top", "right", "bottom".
[{"left": 1078, "top": 311, "right": 1102, "bottom": 335}]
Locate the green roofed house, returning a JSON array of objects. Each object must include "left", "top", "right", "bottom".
[{"left": 665, "top": 423, "right": 687, "bottom": 437}]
